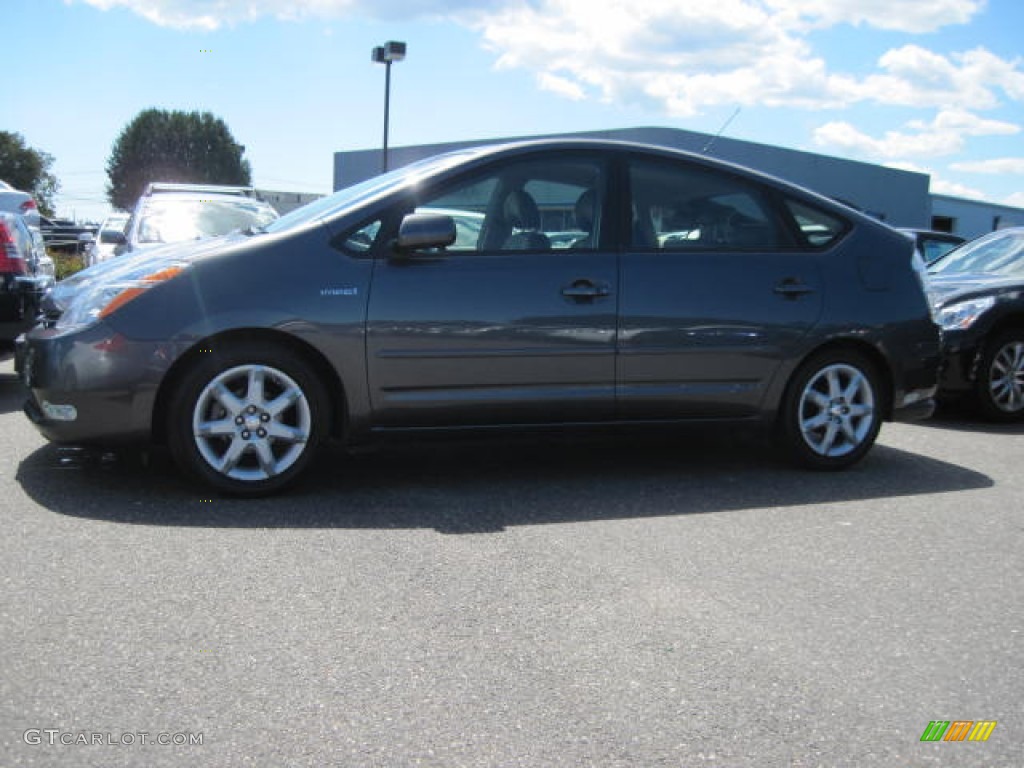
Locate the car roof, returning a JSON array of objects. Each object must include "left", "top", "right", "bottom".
[
  {"left": 423, "top": 138, "right": 883, "bottom": 217},
  {"left": 138, "top": 191, "right": 275, "bottom": 206},
  {"left": 143, "top": 182, "right": 259, "bottom": 197}
]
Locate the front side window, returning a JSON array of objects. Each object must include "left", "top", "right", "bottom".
[
  {"left": 412, "top": 155, "right": 605, "bottom": 254},
  {"left": 629, "top": 158, "right": 782, "bottom": 251}
]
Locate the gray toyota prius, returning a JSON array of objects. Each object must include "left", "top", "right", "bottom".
[{"left": 16, "top": 140, "right": 941, "bottom": 495}]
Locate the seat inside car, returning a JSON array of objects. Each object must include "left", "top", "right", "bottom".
[{"left": 501, "top": 190, "right": 550, "bottom": 251}]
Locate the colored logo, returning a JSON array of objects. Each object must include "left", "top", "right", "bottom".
[{"left": 920, "top": 720, "right": 997, "bottom": 742}]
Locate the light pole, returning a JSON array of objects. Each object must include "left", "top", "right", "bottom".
[{"left": 372, "top": 40, "right": 406, "bottom": 174}]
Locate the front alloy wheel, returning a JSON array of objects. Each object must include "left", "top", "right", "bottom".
[
  {"left": 781, "top": 351, "right": 882, "bottom": 470},
  {"left": 977, "top": 331, "right": 1024, "bottom": 421},
  {"left": 169, "top": 343, "right": 329, "bottom": 495},
  {"left": 192, "top": 364, "right": 312, "bottom": 482}
]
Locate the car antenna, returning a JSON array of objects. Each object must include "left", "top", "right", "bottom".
[{"left": 702, "top": 107, "right": 741, "bottom": 154}]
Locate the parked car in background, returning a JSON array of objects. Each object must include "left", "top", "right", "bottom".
[
  {"left": 45, "top": 184, "right": 279, "bottom": 316},
  {"left": 928, "top": 227, "right": 1024, "bottom": 420},
  {"left": 1, "top": 212, "right": 53, "bottom": 356},
  {"left": 82, "top": 211, "right": 130, "bottom": 267},
  {"left": 113, "top": 183, "right": 278, "bottom": 258},
  {"left": 17, "top": 140, "right": 940, "bottom": 495},
  {"left": 899, "top": 228, "right": 965, "bottom": 265},
  {"left": 38, "top": 216, "right": 98, "bottom": 255},
  {"left": 0, "top": 180, "right": 41, "bottom": 229}
]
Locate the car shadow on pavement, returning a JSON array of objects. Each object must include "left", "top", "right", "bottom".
[
  {"left": 16, "top": 427, "right": 993, "bottom": 534},
  {"left": 913, "top": 400, "right": 1024, "bottom": 436}
]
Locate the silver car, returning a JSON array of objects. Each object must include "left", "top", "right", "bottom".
[
  {"left": 0, "top": 180, "right": 41, "bottom": 229},
  {"left": 83, "top": 211, "right": 130, "bottom": 267}
]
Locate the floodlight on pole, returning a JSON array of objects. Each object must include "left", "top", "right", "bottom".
[{"left": 372, "top": 41, "right": 407, "bottom": 174}]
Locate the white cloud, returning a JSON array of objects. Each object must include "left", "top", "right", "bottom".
[
  {"left": 929, "top": 177, "right": 988, "bottom": 200},
  {"left": 885, "top": 161, "right": 989, "bottom": 200},
  {"left": 814, "top": 109, "right": 1019, "bottom": 159},
  {"left": 763, "top": 0, "right": 983, "bottom": 33},
  {"left": 537, "top": 72, "right": 586, "bottom": 101},
  {"left": 850, "top": 46, "right": 1024, "bottom": 110},
  {"left": 74, "top": 0, "right": 501, "bottom": 29},
  {"left": 1005, "top": 192, "right": 1024, "bottom": 208},
  {"left": 74, "top": 0, "right": 1023, "bottom": 120},
  {"left": 951, "top": 158, "right": 1024, "bottom": 174}
]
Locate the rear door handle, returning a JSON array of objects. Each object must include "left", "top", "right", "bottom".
[
  {"left": 773, "top": 279, "right": 815, "bottom": 298},
  {"left": 561, "top": 280, "right": 610, "bottom": 300}
]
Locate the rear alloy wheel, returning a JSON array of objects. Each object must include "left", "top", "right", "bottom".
[
  {"left": 780, "top": 350, "right": 882, "bottom": 470},
  {"left": 976, "top": 330, "right": 1024, "bottom": 422},
  {"left": 168, "top": 343, "right": 329, "bottom": 495}
]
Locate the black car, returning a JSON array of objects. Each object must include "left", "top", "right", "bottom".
[
  {"left": 16, "top": 140, "right": 940, "bottom": 495},
  {"left": 928, "top": 227, "right": 1024, "bottom": 420}
]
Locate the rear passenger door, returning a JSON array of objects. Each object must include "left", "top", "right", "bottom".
[{"left": 616, "top": 154, "right": 825, "bottom": 419}]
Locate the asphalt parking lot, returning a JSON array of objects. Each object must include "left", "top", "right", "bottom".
[{"left": 1, "top": 357, "right": 1021, "bottom": 767}]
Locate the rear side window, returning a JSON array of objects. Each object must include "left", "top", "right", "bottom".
[
  {"left": 629, "top": 158, "right": 782, "bottom": 251},
  {"left": 784, "top": 200, "right": 847, "bottom": 248}
]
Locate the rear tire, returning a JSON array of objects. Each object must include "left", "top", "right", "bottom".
[
  {"left": 778, "top": 349, "right": 883, "bottom": 470},
  {"left": 167, "top": 341, "right": 330, "bottom": 496},
  {"left": 974, "top": 330, "right": 1024, "bottom": 422}
]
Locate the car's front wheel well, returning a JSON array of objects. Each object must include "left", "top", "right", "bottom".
[
  {"left": 151, "top": 329, "right": 347, "bottom": 445},
  {"left": 983, "top": 313, "right": 1024, "bottom": 343}
]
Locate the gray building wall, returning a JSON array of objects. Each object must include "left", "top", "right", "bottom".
[
  {"left": 931, "top": 195, "right": 1024, "bottom": 240},
  {"left": 334, "top": 126, "right": 933, "bottom": 228},
  {"left": 256, "top": 189, "right": 325, "bottom": 215}
]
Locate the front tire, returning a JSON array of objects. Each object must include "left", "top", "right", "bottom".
[
  {"left": 167, "top": 342, "right": 330, "bottom": 496},
  {"left": 975, "top": 330, "right": 1024, "bottom": 422},
  {"left": 779, "top": 349, "right": 883, "bottom": 470}
]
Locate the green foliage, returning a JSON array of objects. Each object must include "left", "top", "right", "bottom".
[
  {"left": 51, "top": 249, "right": 85, "bottom": 280},
  {"left": 0, "top": 131, "right": 60, "bottom": 216},
  {"left": 106, "top": 109, "right": 253, "bottom": 211}
]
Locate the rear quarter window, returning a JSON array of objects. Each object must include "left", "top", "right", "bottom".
[{"left": 784, "top": 199, "right": 848, "bottom": 248}]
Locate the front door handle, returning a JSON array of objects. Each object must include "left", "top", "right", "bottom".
[
  {"left": 561, "top": 279, "right": 610, "bottom": 300},
  {"left": 773, "top": 279, "right": 815, "bottom": 298}
]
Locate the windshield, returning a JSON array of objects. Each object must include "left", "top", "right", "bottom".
[
  {"left": 101, "top": 213, "right": 129, "bottom": 230},
  {"left": 136, "top": 197, "right": 277, "bottom": 244},
  {"left": 262, "top": 149, "right": 485, "bottom": 235},
  {"left": 929, "top": 230, "right": 1024, "bottom": 277}
]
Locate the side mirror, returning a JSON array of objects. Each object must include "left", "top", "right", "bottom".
[
  {"left": 395, "top": 213, "right": 456, "bottom": 252},
  {"left": 101, "top": 230, "right": 127, "bottom": 245}
]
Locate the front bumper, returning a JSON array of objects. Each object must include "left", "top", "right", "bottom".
[{"left": 16, "top": 322, "right": 176, "bottom": 445}]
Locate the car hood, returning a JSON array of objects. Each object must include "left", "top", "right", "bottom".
[
  {"left": 44, "top": 232, "right": 248, "bottom": 316},
  {"left": 926, "top": 272, "right": 1024, "bottom": 308}
]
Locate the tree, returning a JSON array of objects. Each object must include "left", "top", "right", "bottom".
[
  {"left": 106, "top": 109, "right": 252, "bottom": 211},
  {"left": 0, "top": 131, "right": 60, "bottom": 216}
]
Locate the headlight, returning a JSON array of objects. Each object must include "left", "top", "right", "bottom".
[
  {"left": 934, "top": 296, "right": 995, "bottom": 331},
  {"left": 56, "top": 261, "right": 187, "bottom": 332}
]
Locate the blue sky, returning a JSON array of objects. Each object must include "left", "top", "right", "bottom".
[{"left": 5, "top": 0, "right": 1023, "bottom": 222}]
